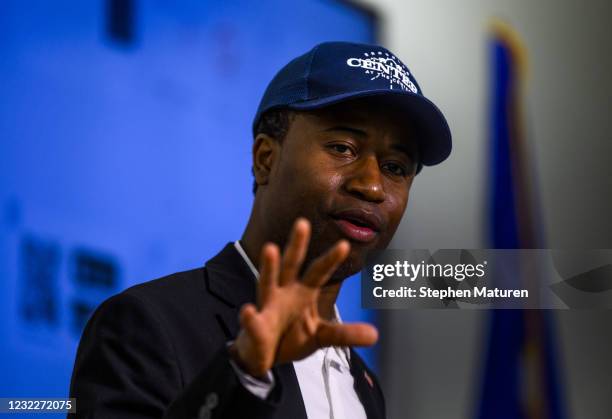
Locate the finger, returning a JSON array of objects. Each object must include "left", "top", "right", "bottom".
[
  {"left": 279, "top": 218, "right": 311, "bottom": 285},
  {"left": 239, "top": 303, "right": 260, "bottom": 331},
  {"left": 301, "top": 240, "right": 350, "bottom": 288},
  {"left": 258, "top": 243, "right": 280, "bottom": 304},
  {"left": 316, "top": 321, "right": 378, "bottom": 348}
]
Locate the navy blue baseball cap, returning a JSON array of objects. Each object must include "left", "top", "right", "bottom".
[{"left": 253, "top": 41, "right": 452, "bottom": 169}]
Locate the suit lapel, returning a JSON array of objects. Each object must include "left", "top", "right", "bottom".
[
  {"left": 205, "top": 242, "right": 257, "bottom": 338},
  {"left": 204, "top": 242, "right": 308, "bottom": 419},
  {"left": 350, "top": 349, "right": 385, "bottom": 419},
  {"left": 275, "top": 363, "right": 308, "bottom": 419}
]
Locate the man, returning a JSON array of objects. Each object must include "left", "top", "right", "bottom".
[{"left": 69, "top": 41, "right": 451, "bottom": 418}]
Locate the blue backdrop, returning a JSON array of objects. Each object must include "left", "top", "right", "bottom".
[{"left": 0, "top": 0, "right": 377, "bottom": 405}]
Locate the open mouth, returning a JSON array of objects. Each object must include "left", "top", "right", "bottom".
[{"left": 331, "top": 209, "right": 382, "bottom": 243}]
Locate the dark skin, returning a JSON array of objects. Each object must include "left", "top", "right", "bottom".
[{"left": 231, "top": 98, "right": 419, "bottom": 376}]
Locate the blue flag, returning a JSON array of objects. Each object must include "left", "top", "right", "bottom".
[{"left": 477, "top": 20, "right": 565, "bottom": 419}]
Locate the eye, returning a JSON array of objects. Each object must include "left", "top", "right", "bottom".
[
  {"left": 327, "top": 143, "right": 356, "bottom": 157},
  {"left": 382, "top": 162, "right": 408, "bottom": 177}
]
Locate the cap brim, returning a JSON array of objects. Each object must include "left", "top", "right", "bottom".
[{"left": 287, "top": 89, "right": 452, "bottom": 167}]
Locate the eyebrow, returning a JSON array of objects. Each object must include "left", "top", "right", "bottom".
[
  {"left": 323, "top": 125, "right": 417, "bottom": 161},
  {"left": 391, "top": 143, "right": 416, "bottom": 160},
  {"left": 323, "top": 125, "right": 367, "bottom": 136}
]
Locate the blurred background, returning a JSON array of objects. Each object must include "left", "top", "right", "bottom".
[{"left": 1, "top": 1, "right": 611, "bottom": 418}]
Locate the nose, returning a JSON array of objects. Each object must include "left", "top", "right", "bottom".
[{"left": 344, "top": 154, "right": 386, "bottom": 203}]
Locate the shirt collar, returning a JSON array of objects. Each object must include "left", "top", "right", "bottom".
[{"left": 234, "top": 240, "right": 259, "bottom": 280}]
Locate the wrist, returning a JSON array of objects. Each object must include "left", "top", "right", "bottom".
[{"left": 229, "top": 340, "right": 269, "bottom": 378}]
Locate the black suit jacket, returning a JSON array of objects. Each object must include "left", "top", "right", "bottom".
[{"left": 69, "top": 243, "right": 386, "bottom": 418}]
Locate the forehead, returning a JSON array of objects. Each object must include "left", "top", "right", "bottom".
[{"left": 294, "top": 98, "right": 417, "bottom": 149}]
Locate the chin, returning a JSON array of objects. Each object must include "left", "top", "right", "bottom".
[
  {"left": 329, "top": 251, "right": 365, "bottom": 283},
  {"left": 309, "top": 224, "right": 375, "bottom": 280}
]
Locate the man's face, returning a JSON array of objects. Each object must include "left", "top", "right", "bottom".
[{"left": 257, "top": 98, "right": 418, "bottom": 281}]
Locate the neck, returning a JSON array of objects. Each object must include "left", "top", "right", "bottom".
[
  {"left": 241, "top": 205, "right": 341, "bottom": 322},
  {"left": 241, "top": 204, "right": 266, "bottom": 271}
]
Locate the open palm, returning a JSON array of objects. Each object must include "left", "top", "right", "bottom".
[{"left": 232, "top": 218, "right": 378, "bottom": 377}]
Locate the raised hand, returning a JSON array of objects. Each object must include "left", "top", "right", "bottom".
[{"left": 229, "top": 218, "right": 378, "bottom": 377}]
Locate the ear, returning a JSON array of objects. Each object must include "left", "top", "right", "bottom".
[{"left": 252, "top": 133, "right": 279, "bottom": 188}]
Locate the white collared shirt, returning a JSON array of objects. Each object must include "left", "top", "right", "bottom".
[{"left": 231, "top": 241, "right": 367, "bottom": 419}]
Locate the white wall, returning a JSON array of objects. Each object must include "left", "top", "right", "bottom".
[{"left": 357, "top": 1, "right": 612, "bottom": 418}]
